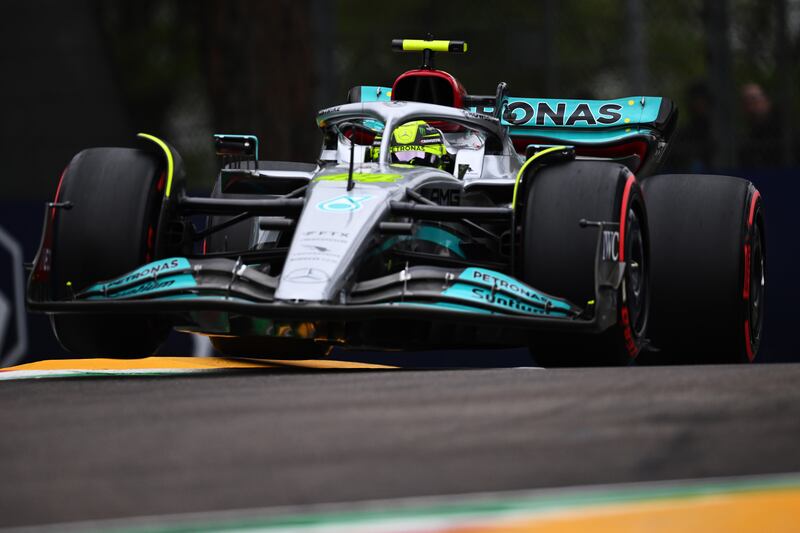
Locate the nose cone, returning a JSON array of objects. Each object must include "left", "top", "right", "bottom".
[{"left": 274, "top": 180, "right": 391, "bottom": 302}]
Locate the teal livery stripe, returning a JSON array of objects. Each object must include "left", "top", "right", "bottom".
[
  {"left": 472, "top": 96, "right": 662, "bottom": 129},
  {"left": 385, "top": 302, "right": 492, "bottom": 315},
  {"left": 447, "top": 268, "right": 573, "bottom": 316},
  {"left": 351, "top": 86, "right": 659, "bottom": 132},
  {"left": 356, "top": 85, "right": 392, "bottom": 102},
  {"left": 83, "top": 258, "right": 192, "bottom": 295},
  {"left": 385, "top": 266, "right": 574, "bottom": 318},
  {"left": 509, "top": 128, "right": 647, "bottom": 144},
  {"left": 86, "top": 275, "right": 196, "bottom": 300},
  {"left": 372, "top": 226, "right": 466, "bottom": 259}
]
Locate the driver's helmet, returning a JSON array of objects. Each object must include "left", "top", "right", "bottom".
[{"left": 371, "top": 120, "right": 447, "bottom": 169}]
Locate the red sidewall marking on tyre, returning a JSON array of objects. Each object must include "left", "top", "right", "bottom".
[
  {"left": 51, "top": 166, "right": 68, "bottom": 221},
  {"left": 743, "top": 190, "right": 760, "bottom": 300},
  {"left": 147, "top": 170, "right": 168, "bottom": 263},
  {"left": 747, "top": 190, "right": 760, "bottom": 226},
  {"left": 619, "top": 174, "right": 638, "bottom": 358},
  {"left": 145, "top": 225, "right": 155, "bottom": 263},
  {"left": 743, "top": 244, "right": 751, "bottom": 300},
  {"left": 743, "top": 189, "right": 760, "bottom": 362},
  {"left": 35, "top": 166, "right": 69, "bottom": 284},
  {"left": 618, "top": 174, "right": 635, "bottom": 263}
]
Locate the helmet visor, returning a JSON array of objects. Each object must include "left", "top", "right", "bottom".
[{"left": 392, "top": 150, "right": 428, "bottom": 163}]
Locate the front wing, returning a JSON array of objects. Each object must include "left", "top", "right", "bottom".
[{"left": 28, "top": 256, "right": 625, "bottom": 344}]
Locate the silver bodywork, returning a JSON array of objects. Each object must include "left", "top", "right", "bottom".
[{"left": 274, "top": 102, "right": 523, "bottom": 303}]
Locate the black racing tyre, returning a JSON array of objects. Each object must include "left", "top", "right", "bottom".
[
  {"left": 51, "top": 148, "right": 172, "bottom": 356},
  {"left": 210, "top": 336, "right": 332, "bottom": 358},
  {"left": 522, "top": 161, "right": 648, "bottom": 366},
  {"left": 640, "top": 174, "right": 765, "bottom": 364}
]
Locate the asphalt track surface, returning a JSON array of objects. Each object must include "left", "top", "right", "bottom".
[{"left": 2, "top": 362, "right": 800, "bottom": 528}]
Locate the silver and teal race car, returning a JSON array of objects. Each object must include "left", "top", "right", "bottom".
[{"left": 27, "top": 39, "right": 765, "bottom": 365}]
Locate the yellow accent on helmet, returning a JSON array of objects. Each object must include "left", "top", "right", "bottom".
[
  {"left": 370, "top": 121, "right": 447, "bottom": 169},
  {"left": 392, "top": 121, "right": 421, "bottom": 144}
]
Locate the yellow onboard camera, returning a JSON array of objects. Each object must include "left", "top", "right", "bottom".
[
  {"left": 391, "top": 39, "right": 467, "bottom": 54},
  {"left": 391, "top": 38, "right": 468, "bottom": 69}
]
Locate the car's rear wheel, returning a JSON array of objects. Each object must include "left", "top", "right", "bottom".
[
  {"left": 521, "top": 161, "right": 648, "bottom": 366},
  {"left": 640, "top": 174, "right": 765, "bottom": 363},
  {"left": 50, "top": 147, "right": 174, "bottom": 356}
]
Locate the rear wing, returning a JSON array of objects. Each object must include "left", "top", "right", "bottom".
[{"left": 348, "top": 86, "right": 677, "bottom": 175}]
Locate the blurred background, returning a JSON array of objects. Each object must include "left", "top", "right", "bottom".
[{"left": 1, "top": 0, "right": 798, "bottom": 364}]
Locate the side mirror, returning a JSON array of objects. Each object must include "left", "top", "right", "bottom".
[
  {"left": 213, "top": 134, "right": 259, "bottom": 169},
  {"left": 494, "top": 82, "right": 509, "bottom": 120}
]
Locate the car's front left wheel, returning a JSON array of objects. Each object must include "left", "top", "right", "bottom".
[{"left": 50, "top": 147, "right": 175, "bottom": 356}]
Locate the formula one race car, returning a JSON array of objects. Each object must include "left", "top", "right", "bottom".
[{"left": 27, "top": 39, "right": 765, "bottom": 365}]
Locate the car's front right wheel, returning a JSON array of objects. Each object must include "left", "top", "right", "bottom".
[{"left": 521, "top": 160, "right": 649, "bottom": 367}]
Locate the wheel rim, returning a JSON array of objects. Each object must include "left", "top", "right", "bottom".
[
  {"left": 748, "top": 221, "right": 765, "bottom": 349},
  {"left": 625, "top": 207, "right": 647, "bottom": 337}
]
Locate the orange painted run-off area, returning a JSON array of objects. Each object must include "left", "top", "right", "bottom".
[
  {"left": 444, "top": 488, "right": 800, "bottom": 533},
  {"left": 0, "top": 356, "right": 397, "bottom": 372}
]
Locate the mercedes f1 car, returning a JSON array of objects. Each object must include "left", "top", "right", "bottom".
[{"left": 27, "top": 39, "right": 765, "bottom": 365}]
